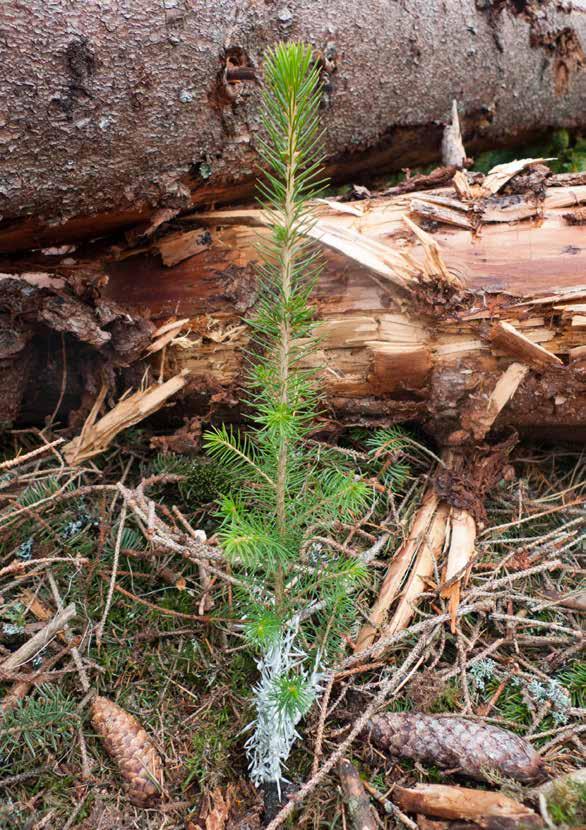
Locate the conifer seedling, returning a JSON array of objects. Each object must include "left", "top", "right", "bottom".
[{"left": 204, "top": 43, "right": 369, "bottom": 798}]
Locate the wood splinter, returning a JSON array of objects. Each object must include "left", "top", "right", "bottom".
[
  {"left": 490, "top": 321, "right": 564, "bottom": 369},
  {"left": 394, "top": 783, "right": 543, "bottom": 829}
]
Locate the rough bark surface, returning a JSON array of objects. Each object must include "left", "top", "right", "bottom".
[{"left": 2, "top": 0, "right": 586, "bottom": 250}]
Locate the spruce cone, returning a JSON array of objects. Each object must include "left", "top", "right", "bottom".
[
  {"left": 364, "top": 713, "right": 545, "bottom": 783},
  {"left": 91, "top": 695, "right": 163, "bottom": 806}
]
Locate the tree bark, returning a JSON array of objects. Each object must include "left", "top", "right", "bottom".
[{"left": 2, "top": 0, "right": 586, "bottom": 252}]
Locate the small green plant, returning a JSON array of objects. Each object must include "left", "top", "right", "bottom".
[
  {"left": 152, "top": 452, "right": 229, "bottom": 505},
  {"left": 183, "top": 705, "right": 238, "bottom": 790},
  {"left": 0, "top": 686, "right": 78, "bottom": 767},
  {"left": 204, "top": 43, "right": 370, "bottom": 795},
  {"left": 547, "top": 780, "right": 586, "bottom": 827}
]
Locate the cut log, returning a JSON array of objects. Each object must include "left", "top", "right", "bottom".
[{"left": 2, "top": 1, "right": 586, "bottom": 251}]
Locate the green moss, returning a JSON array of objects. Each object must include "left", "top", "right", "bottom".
[
  {"left": 428, "top": 681, "right": 461, "bottom": 714},
  {"left": 182, "top": 704, "right": 240, "bottom": 790},
  {"left": 152, "top": 452, "right": 231, "bottom": 506},
  {"left": 547, "top": 781, "right": 586, "bottom": 826}
]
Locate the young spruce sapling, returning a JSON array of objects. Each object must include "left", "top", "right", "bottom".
[{"left": 204, "top": 42, "right": 369, "bottom": 798}]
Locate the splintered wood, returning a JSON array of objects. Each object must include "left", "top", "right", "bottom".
[
  {"left": 393, "top": 784, "right": 543, "bottom": 828},
  {"left": 355, "top": 489, "right": 448, "bottom": 652},
  {"left": 491, "top": 321, "right": 564, "bottom": 368},
  {"left": 469, "top": 362, "right": 529, "bottom": 441},
  {"left": 145, "top": 318, "right": 191, "bottom": 356},
  {"left": 63, "top": 370, "right": 190, "bottom": 465},
  {"left": 440, "top": 507, "right": 476, "bottom": 633},
  {"left": 98, "top": 159, "right": 586, "bottom": 443}
]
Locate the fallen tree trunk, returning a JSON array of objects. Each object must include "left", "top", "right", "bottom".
[
  {"left": 2, "top": 0, "right": 586, "bottom": 251},
  {"left": 2, "top": 161, "right": 586, "bottom": 440},
  {"left": 97, "top": 163, "right": 586, "bottom": 444}
]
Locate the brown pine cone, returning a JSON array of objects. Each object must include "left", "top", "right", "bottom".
[
  {"left": 364, "top": 713, "right": 545, "bottom": 783},
  {"left": 91, "top": 695, "right": 163, "bottom": 806}
]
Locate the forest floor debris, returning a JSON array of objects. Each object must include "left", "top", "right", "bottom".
[{"left": 0, "top": 426, "right": 584, "bottom": 828}]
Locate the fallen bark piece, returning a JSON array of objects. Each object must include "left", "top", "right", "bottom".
[
  {"left": 63, "top": 369, "right": 190, "bottom": 464},
  {"left": 394, "top": 783, "right": 543, "bottom": 828},
  {"left": 338, "top": 758, "right": 378, "bottom": 830},
  {"left": 482, "top": 158, "right": 553, "bottom": 196},
  {"left": 91, "top": 695, "right": 163, "bottom": 807},
  {"left": 364, "top": 714, "right": 545, "bottom": 784}
]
